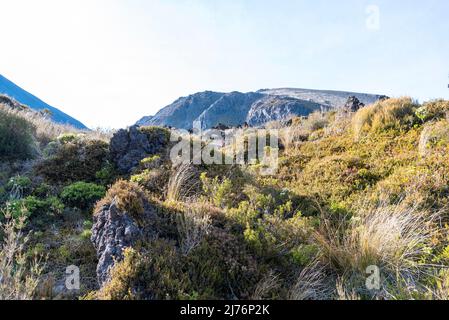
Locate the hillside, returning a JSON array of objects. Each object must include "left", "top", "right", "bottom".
[
  {"left": 137, "top": 88, "right": 386, "bottom": 130},
  {"left": 1, "top": 97, "right": 449, "bottom": 300},
  {"left": 0, "top": 74, "right": 87, "bottom": 129}
]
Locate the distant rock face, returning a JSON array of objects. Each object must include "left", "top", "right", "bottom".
[
  {"left": 197, "top": 92, "right": 264, "bottom": 129},
  {"left": 136, "top": 88, "right": 386, "bottom": 130},
  {"left": 136, "top": 91, "right": 225, "bottom": 129},
  {"left": 91, "top": 200, "right": 142, "bottom": 286},
  {"left": 110, "top": 125, "right": 168, "bottom": 174},
  {"left": 344, "top": 96, "right": 365, "bottom": 112},
  {"left": 246, "top": 95, "right": 324, "bottom": 126}
]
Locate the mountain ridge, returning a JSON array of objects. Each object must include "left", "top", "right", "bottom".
[
  {"left": 0, "top": 74, "right": 87, "bottom": 129},
  {"left": 137, "top": 88, "right": 386, "bottom": 130}
]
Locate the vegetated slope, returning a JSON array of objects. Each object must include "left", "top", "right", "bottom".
[
  {"left": 137, "top": 88, "right": 385, "bottom": 130},
  {"left": 3, "top": 95, "right": 449, "bottom": 301},
  {"left": 0, "top": 74, "right": 87, "bottom": 129}
]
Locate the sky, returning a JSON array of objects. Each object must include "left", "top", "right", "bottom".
[{"left": 1, "top": 0, "right": 448, "bottom": 129}]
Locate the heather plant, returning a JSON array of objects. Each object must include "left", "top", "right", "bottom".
[
  {"left": 0, "top": 206, "right": 44, "bottom": 300},
  {"left": 0, "top": 107, "right": 37, "bottom": 161},
  {"left": 61, "top": 182, "right": 106, "bottom": 211}
]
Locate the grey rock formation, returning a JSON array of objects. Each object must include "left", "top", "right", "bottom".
[
  {"left": 136, "top": 88, "right": 386, "bottom": 130},
  {"left": 246, "top": 95, "right": 324, "bottom": 126},
  {"left": 110, "top": 125, "right": 168, "bottom": 174},
  {"left": 91, "top": 200, "right": 142, "bottom": 286},
  {"left": 197, "top": 92, "right": 264, "bottom": 129},
  {"left": 136, "top": 91, "right": 225, "bottom": 129},
  {"left": 343, "top": 96, "right": 365, "bottom": 112}
]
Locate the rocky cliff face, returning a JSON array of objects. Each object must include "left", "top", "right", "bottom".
[
  {"left": 109, "top": 125, "right": 169, "bottom": 174},
  {"left": 136, "top": 88, "right": 386, "bottom": 130}
]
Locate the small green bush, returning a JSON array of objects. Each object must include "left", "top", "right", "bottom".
[
  {"left": 4, "top": 196, "right": 64, "bottom": 219},
  {"left": 35, "top": 138, "right": 110, "bottom": 183},
  {"left": 95, "top": 163, "right": 116, "bottom": 185},
  {"left": 416, "top": 100, "right": 449, "bottom": 123},
  {"left": 61, "top": 182, "right": 106, "bottom": 211},
  {"left": 200, "top": 173, "right": 234, "bottom": 209},
  {"left": 5, "top": 176, "right": 32, "bottom": 198},
  {"left": 57, "top": 133, "right": 78, "bottom": 144},
  {"left": 0, "top": 108, "right": 37, "bottom": 160}
]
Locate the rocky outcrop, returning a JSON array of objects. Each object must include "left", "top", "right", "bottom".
[
  {"left": 110, "top": 125, "right": 169, "bottom": 174},
  {"left": 344, "top": 96, "right": 365, "bottom": 112},
  {"left": 246, "top": 95, "right": 323, "bottom": 126},
  {"left": 91, "top": 200, "right": 142, "bottom": 286}
]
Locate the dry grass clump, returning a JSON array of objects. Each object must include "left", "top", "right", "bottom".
[
  {"left": 0, "top": 103, "right": 78, "bottom": 145},
  {"left": 95, "top": 180, "right": 146, "bottom": 219},
  {"left": 166, "top": 164, "right": 200, "bottom": 202},
  {"left": 314, "top": 200, "right": 440, "bottom": 298},
  {"left": 0, "top": 207, "right": 44, "bottom": 300},
  {"left": 289, "top": 260, "right": 329, "bottom": 300},
  {"left": 176, "top": 203, "right": 212, "bottom": 255},
  {"left": 251, "top": 270, "right": 280, "bottom": 300},
  {"left": 353, "top": 97, "right": 419, "bottom": 139},
  {"left": 279, "top": 125, "right": 310, "bottom": 151}
]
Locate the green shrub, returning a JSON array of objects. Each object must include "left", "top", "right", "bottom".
[
  {"left": 32, "top": 183, "right": 52, "bottom": 198},
  {"left": 200, "top": 173, "right": 234, "bottom": 209},
  {"left": 57, "top": 133, "right": 78, "bottom": 144},
  {"left": 61, "top": 182, "right": 106, "bottom": 211},
  {"left": 416, "top": 100, "right": 449, "bottom": 123},
  {"left": 80, "top": 229, "right": 92, "bottom": 240},
  {"left": 83, "top": 220, "right": 93, "bottom": 229},
  {"left": 291, "top": 244, "right": 319, "bottom": 267},
  {"left": 95, "top": 163, "right": 116, "bottom": 185},
  {"left": 3, "top": 201, "right": 29, "bottom": 220},
  {"left": 5, "top": 176, "right": 32, "bottom": 199},
  {"left": 98, "top": 241, "right": 190, "bottom": 300},
  {"left": 186, "top": 230, "right": 260, "bottom": 299},
  {"left": 0, "top": 107, "right": 37, "bottom": 160},
  {"left": 35, "top": 138, "right": 109, "bottom": 183},
  {"left": 139, "top": 126, "right": 171, "bottom": 144},
  {"left": 21, "top": 196, "right": 64, "bottom": 217},
  {"left": 140, "top": 155, "right": 162, "bottom": 169}
]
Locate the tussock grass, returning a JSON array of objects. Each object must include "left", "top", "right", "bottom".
[
  {"left": 166, "top": 164, "right": 200, "bottom": 202},
  {"left": 314, "top": 200, "right": 441, "bottom": 298},
  {"left": 289, "top": 260, "right": 329, "bottom": 300},
  {"left": 176, "top": 203, "right": 212, "bottom": 255},
  {"left": 353, "top": 97, "right": 419, "bottom": 139}
]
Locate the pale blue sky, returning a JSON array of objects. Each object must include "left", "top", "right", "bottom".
[{"left": 0, "top": 0, "right": 448, "bottom": 128}]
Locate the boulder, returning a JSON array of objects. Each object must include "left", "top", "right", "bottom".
[
  {"left": 110, "top": 125, "right": 169, "bottom": 174},
  {"left": 344, "top": 96, "right": 365, "bottom": 112}
]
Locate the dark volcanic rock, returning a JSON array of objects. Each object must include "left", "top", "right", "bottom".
[
  {"left": 91, "top": 200, "right": 142, "bottom": 286},
  {"left": 110, "top": 125, "right": 168, "bottom": 174},
  {"left": 344, "top": 96, "right": 365, "bottom": 112}
]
